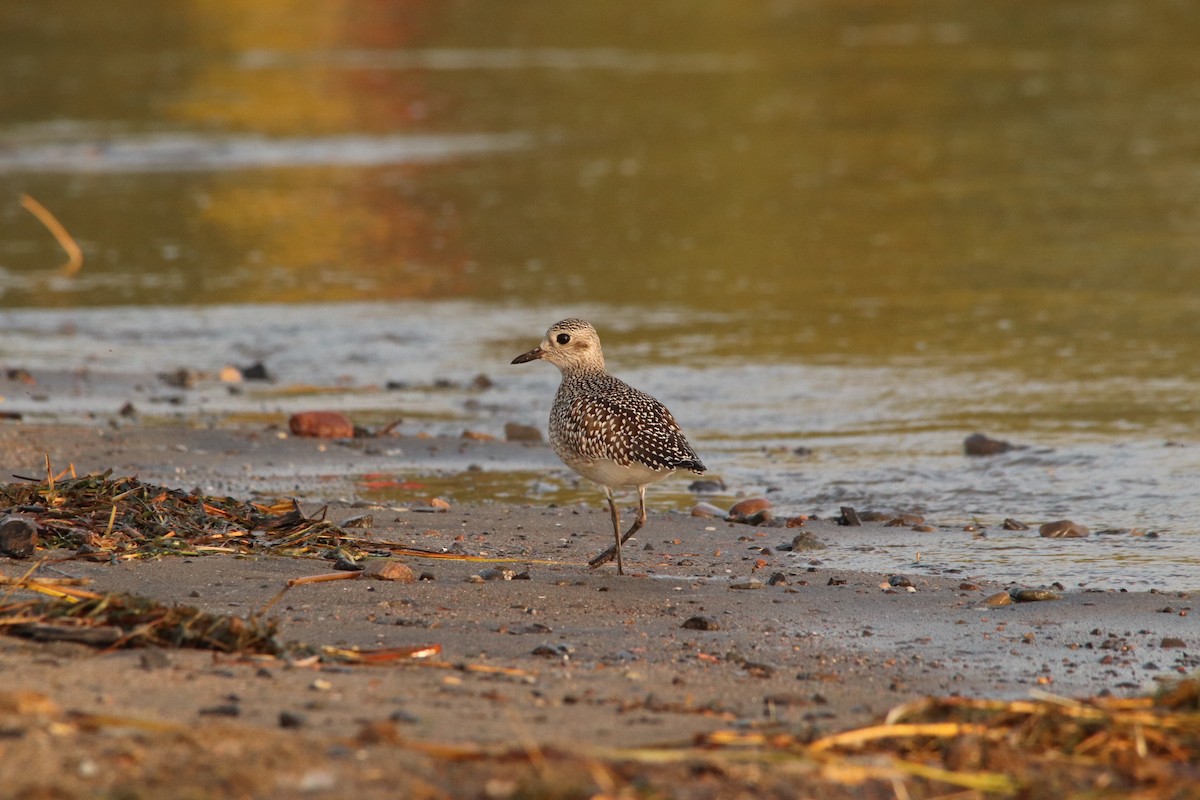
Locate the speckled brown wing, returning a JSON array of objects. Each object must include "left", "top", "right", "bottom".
[{"left": 562, "top": 390, "right": 705, "bottom": 473}]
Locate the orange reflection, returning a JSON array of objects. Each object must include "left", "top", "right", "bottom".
[{"left": 174, "top": 0, "right": 469, "bottom": 301}]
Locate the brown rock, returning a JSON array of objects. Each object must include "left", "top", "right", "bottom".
[
  {"left": 504, "top": 422, "right": 542, "bottom": 442},
  {"left": 1161, "top": 637, "right": 1186, "bottom": 649},
  {"left": 727, "top": 498, "right": 772, "bottom": 525},
  {"left": 964, "top": 432, "right": 1017, "bottom": 456},
  {"left": 461, "top": 429, "right": 495, "bottom": 441},
  {"left": 1002, "top": 518, "right": 1029, "bottom": 531},
  {"left": 289, "top": 411, "right": 354, "bottom": 438},
  {"left": 0, "top": 516, "right": 38, "bottom": 559},
  {"left": 983, "top": 591, "right": 1013, "bottom": 606},
  {"left": 361, "top": 560, "right": 417, "bottom": 583},
  {"left": 839, "top": 506, "right": 862, "bottom": 527},
  {"left": 681, "top": 616, "right": 720, "bottom": 631},
  {"left": 1039, "top": 520, "right": 1090, "bottom": 538}
]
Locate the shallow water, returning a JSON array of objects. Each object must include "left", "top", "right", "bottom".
[{"left": 1, "top": 3, "right": 1198, "bottom": 590}]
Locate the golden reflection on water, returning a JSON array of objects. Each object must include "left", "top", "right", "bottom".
[{"left": 3, "top": 1, "right": 1200, "bottom": 380}]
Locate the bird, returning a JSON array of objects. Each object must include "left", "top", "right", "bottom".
[{"left": 511, "top": 318, "right": 705, "bottom": 574}]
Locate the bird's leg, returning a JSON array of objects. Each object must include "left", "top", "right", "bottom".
[{"left": 588, "top": 485, "right": 648, "bottom": 572}]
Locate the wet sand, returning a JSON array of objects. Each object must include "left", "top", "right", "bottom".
[{"left": 0, "top": 421, "right": 1195, "bottom": 798}]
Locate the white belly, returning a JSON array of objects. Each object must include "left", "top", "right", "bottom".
[{"left": 562, "top": 455, "right": 673, "bottom": 489}]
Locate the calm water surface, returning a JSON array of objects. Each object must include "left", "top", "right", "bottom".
[{"left": 1, "top": 2, "right": 1197, "bottom": 589}]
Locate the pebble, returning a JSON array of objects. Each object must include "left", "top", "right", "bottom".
[
  {"left": 983, "top": 591, "right": 1014, "bottom": 606},
  {"left": 339, "top": 514, "right": 374, "bottom": 529},
  {"left": 730, "top": 579, "right": 764, "bottom": 590},
  {"left": 1039, "top": 520, "right": 1090, "bottom": 538},
  {"left": 1009, "top": 588, "right": 1062, "bottom": 602},
  {"left": 279, "top": 711, "right": 306, "bottom": 729},
  {"left": 884, "top": 513, "right": 925, "bottom": 527},
  {"left": 361, "top": 560, "right": 417, "bottom": 583},
  {"left": 1161, "top": 637, "right": 1186, "bottom": 649},
  {"left": 531, "top": 643, "right": 574, "bottom": 659},
  {"left": 766, "top": 572, "right": 790, "bottom": 586},
  {"left": 479, "top": 568, "right": 516, "bottom": 581},
  {"left": 681, "top": 616, "right": 720, "bottom": 631},
  {"left": 838, "top": 506, "right": 862, "bottom": 526},
  {"left": 461, "top": 429, "right": 495, "bottom": 441},
  {"left": 887, "top": 575, "right": 915, "bottom": 588},
  {"left": 787, "top": 532, "right": 826, "bottom": 551},
  {"left": 0, "top": 515, "right": 38, "bottom": 559},
  {"left": 503, "top": 422, "right": 542, "bottom": 442},
  {"left": 240, "top": 361, "right": 272, "bottom": 381},
  {"left": 690, "top": 502, "right": 727, "bottom": 518},
  {"left": 289, "top": 411, "right": 354, "bottom": 439},
  {"left": 911, "top": 524, "right": 936, "bottom": 532},
  {"left": 964, "top": 432, "right": 1018, "bottom": 456},
  {"left": 1002, "top": 518, "right": 1030, "bottom": 530},
  {"left": 688, "top": 478, "right": 726, "bottom": 493},
  {"left": 727, "top": 498, "right": 772, "bottom": 525}
]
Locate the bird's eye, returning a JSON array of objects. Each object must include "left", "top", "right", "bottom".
[{"left": 556, "top": 333, "right": 571, "bottom": 345}]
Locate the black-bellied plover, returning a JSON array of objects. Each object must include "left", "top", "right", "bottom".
[{"left": 511, "top": 318, "right": 705, "bottom": 574}]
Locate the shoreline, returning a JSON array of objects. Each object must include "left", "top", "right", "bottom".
[{"left": 0, "top": 421, "right": 1195, "bottom": 797}]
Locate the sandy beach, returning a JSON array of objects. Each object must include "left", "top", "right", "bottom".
[{"left": 0, "top": 420, "right": 1195, "bottom": 798}]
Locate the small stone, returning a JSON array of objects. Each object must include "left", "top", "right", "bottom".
[
  {"left": 289, "top": 411, "right": 354, "bottom": 439},
  {"left": 682, "top": 616, "right": 720, "bottom": 631},
  {"left": 884, "top": 513, "right": 925, "bottom": 527},
  {"left": 728, "top": 498, "right": 772, "bottom": 524},
  {"left": 730, "top": 579, "right": 764, "bottom": 590},
  {"left": 838, "top": 507, "right": 862, "bottom": 527},
  {"left": 279, "top": 710, "right": 306, "bottom": 729},
  {"left": 785, "top": 515, "right": 808, "bottom": 528},
  {"left": 766, "top": 572, "right": 789, "bottom": 586},
  {"left": 742, "top": 662, "right": 775, "bottom": 678},
  {"left": 240, "top": 361, "right": 271, "bottom": 381},
  {"left": 1010, "top": 588, "right": 1062, "bottom": 602},
  {"left": 788, "top": 532, "right": 826, "bottom": 551},
  {"left": 218, "top": 365, "right": 243, "bottom": 383},
  {"left": 983, "top": 591, "right": 1013, "bottom": 606},
  {"left": 118, "top": 401, "right": 138, "bottom": 418},
  {"left": 1161, "top": 637, "right": 1186, "bottom": 649},
  {"left": 504, "top": 422, "right": 542, "bottom": 442},
  {"left": 461, "top": 429, "right": 495, "bottom": 441},
  {"left": 339, "top": 514, "right": 374, "bottom": 529},
  {"left": 964, "top": 432, "right": 1017, "bottom": 456},
  {"left": 362, "top": 560, "right": 417, "bottom": 583},
  {"left": 0, "top": 516, "right": 38, "bottom": 559},
  {"left": 888, "top": 575, "right": 915, "bottom": 588},
  {"left": 688, "top": 478, "right": 726, "bottom": 493},
  {"left": 690, "top": 502, "right": 727, "bottom": 518},
  {"left": 429, "top": 497, "right": 451, "bottom": 511},
  {"left": 1002, "top": 518, "right": 1030, "bottom": 530},
  {"left": 1039, "top": 520, "right": 1090, "bottom": 538},
  {"left": 911, "top": 524, "right": 936, "bottom": 532},
  {"left": 469, "top": 374, "right": 494, "bottom": 391},
  {"left": 532, "top": 643, "right": 573, "bottom": 658},
  {"left": 479, "top": 568, "right": 516, "bottom": 581},
  {"left": 199, "top": 704, "right": 240, "bottom": 717}
]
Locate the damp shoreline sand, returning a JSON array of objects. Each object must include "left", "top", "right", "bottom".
[{"left": 0, "top": 421, "right": 1195, "bottom": 797}]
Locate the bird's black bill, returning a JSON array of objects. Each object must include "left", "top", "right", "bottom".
[{"left": 511, "top": 347, "right": 544, "bottom": 365}]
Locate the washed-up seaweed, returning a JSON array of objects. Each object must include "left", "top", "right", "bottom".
[
  {"left": 0, "top": 468, "right": 368, "bottom": 561},
  {"left": 0, "top": 590, "right": 282, "bottom": 653},
  {"left": 664, "top": 676, "right": 1200, "bottom": 797},
  {"left": 0, "top": 585, "right": 446, "bottom": 667}
]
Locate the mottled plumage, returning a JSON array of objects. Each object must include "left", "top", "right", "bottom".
[{"left": 511, "top": 318, "right": 705, "bottom": 574}]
